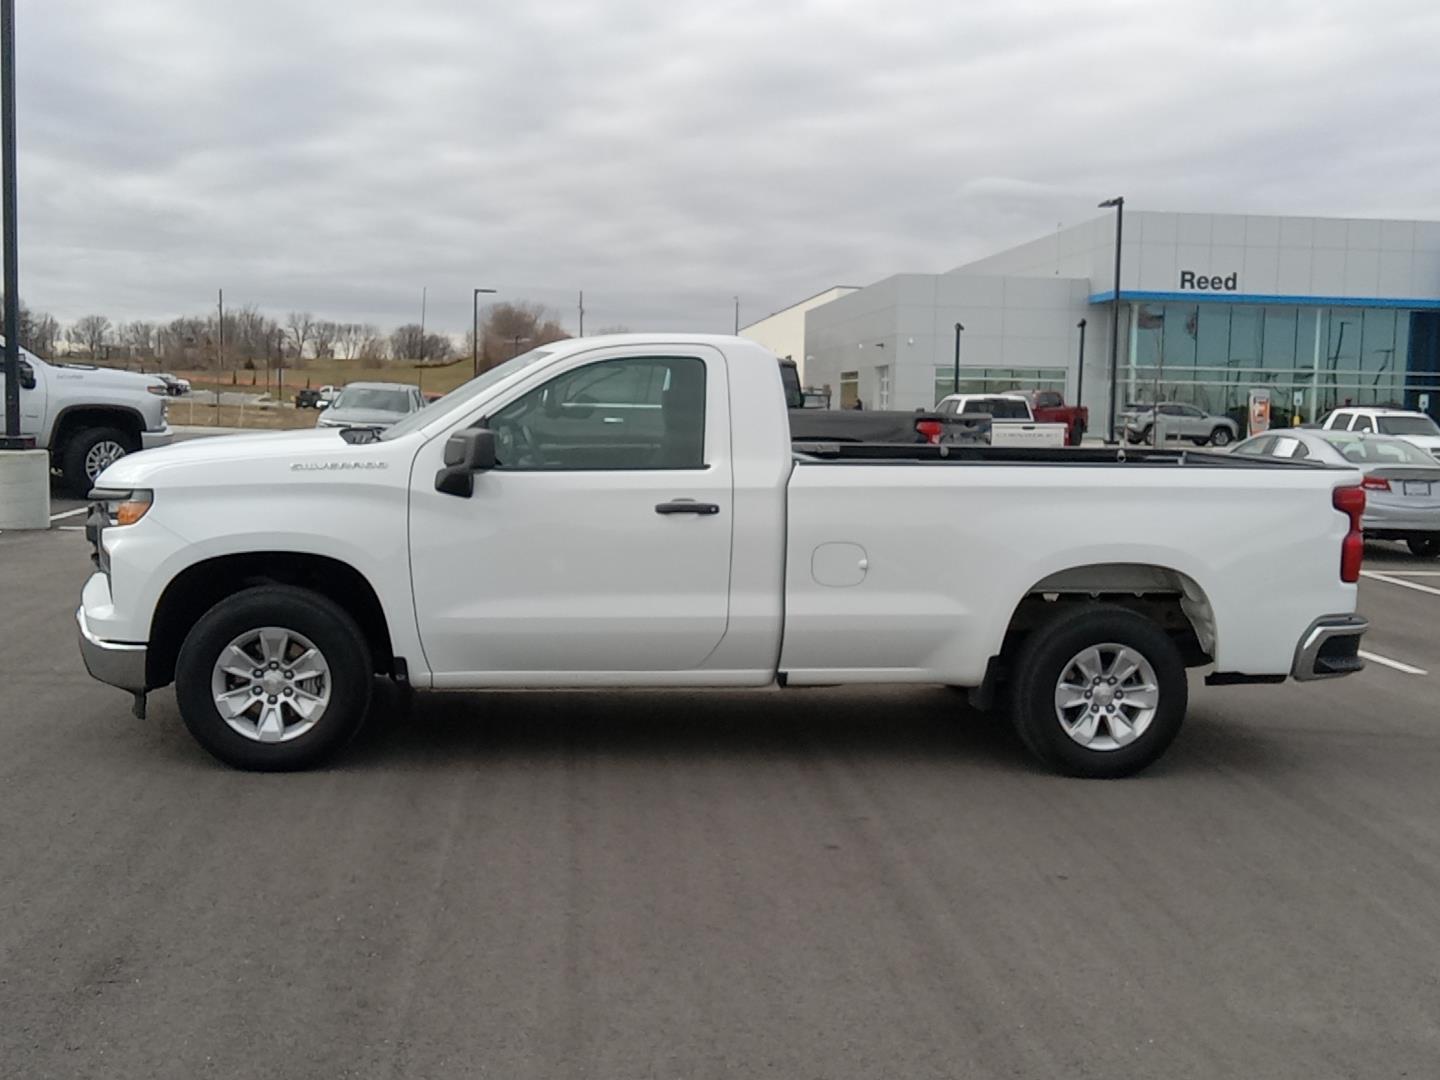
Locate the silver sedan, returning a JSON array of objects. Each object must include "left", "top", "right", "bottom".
[{"left": 1230, "top": 428, "right": 1440, "bottom": 557}]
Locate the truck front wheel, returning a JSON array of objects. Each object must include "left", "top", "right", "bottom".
[
  {"left": 1010, "top": 605, "right": 1187, "bottom": 778},
  {"left": 174, "top": 585, "right": 373, "bottom": 771},
  {"left": 62, "top": 427, "right": 135, "bottom": 495}
]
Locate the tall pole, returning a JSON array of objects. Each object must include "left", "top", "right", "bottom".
[
  {"left": 1075, "top": 318, "right": 1087, "bottom": 406},
  {"left": 217, "top": 288, "right": 224, "bottom": 371},
  {"left": 952, "top": 322, "right": 964, "bottom": 395},
  {"left": 1, "top": 0, "right": 24, "bottom": 446},
  {"left": 418, "top": 286, "right": 426, "bottom": 365},
  {"left": 733, "top": 296, "right": 739, "bottom": 335},
  {"left": 1099, "top": 196, "right": 1124, "bottom": 442},
  {"left": 578, "top": 290, "right": 584, "bottom": 337},
  {"left": 471, "top": 287, "right": 496, "bottom": 378}
]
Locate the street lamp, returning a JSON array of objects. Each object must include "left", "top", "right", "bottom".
[
  {"left": 1075, "top": 318, "right": 1087, "bottom": 410},
  {"left": 1, "top": 0, "right": 27, "bottom": 449},
  {"left": 472, "top": 287, "right": 497, "bottom": 377},
  {"left": 733, "top": 296, "right": 740, "bottom": 335},
  {"left": 1098, "top": 195, "right": 1124, "bottom": 442},
  {"left": 952, "top": 322, "right": 965, "bottom": 395}
]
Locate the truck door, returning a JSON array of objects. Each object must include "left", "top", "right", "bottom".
[
  {"left": 408, "top": 345, "right": 734, "bottom": 678},
  {"left": 0, "top": 353, "right": 44, "bottom": 439}
]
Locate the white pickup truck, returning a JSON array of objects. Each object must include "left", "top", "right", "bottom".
[
  {"left": 935, "top": 393, "right": 1069, "bottom": 447},
  {"left": 77, "top": 334, "right": 1369, "bottom": 778},
  {"left": 1, "top": 344, "right": 174, "bottom": 492}
]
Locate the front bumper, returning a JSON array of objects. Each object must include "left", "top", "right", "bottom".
[
  {"left": 1291, "top": 614, "right": 1369, "bottom": 681},
  {"left": 76, "top": 606, "right": 148, "bottom": 694},
  {"left": 141, "top": 425, "right": 174, "bottom": 450}
]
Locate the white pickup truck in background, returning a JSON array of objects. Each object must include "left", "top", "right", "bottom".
[
  {"left": 1, "top": 343, "right": 174, "bottom": 492},
  {"left": 79, "top": 334, "right": 1368, "bottom": 778},
  {"left": 935, "top": 393, "right": 1069, "bottom": 447}
]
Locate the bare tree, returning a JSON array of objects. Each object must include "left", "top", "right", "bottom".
[
  {"left": 120, "top": 320, "right": 157, "bottom": 356},
  {"left": 478, "top": 301, "right": 570, "bottom": 371},
  {"left": 67, "top": 314, "right": 113, "bottom": 358},
  {"left": 389, "top": 324, "right": 424, "bottom": 361},
  {"left": 422, "top": 332, "right": 454, "bottom": 362},
  {"left": 311, "top": 320, "right": 339, "bottom": 360},
  {"left": 355, "top": 324, "right": 386, "bottom": 361},
  {"left": 285, "top": 311, "right": 316, "bottom": 360},
  {"left": 1, "top": 296, "right": 62, "bottom": 356}
]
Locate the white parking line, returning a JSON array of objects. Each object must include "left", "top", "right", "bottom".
[
  {"left": 58, "top": 525, "right": 84, "bottom": 531},
  {"left": 1367, "top": 570, "right": 1440, "bottom": 577},
  {"left": 1358, "top": 650, "right": 1429, "bottom": 676},
  {"left": 49, "top": 507, "right": 87, "bottom": 522},
  {"left": 1361, "top": 570, "right": 1440, "bottom": 598}
]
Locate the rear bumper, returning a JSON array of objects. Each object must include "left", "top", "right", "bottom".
[
  {"left": 77, "top": 606, "right": 148, "bottom": 693},
  {"left": 1291, "top": 614, "right": 1369, "bottom": 681}
]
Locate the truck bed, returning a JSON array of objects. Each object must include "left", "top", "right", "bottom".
[{"left": 793, "top": 444, "right": 1335, "bottom": 469}]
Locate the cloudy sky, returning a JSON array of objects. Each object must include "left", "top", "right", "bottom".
[{"left": 13, "top": 0, "right": 1440, "bottom": 338}]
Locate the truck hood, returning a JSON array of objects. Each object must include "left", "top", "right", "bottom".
[
  {"left": 96, "top": 428, "right": 350, "bottom": 487},
  {"left": 317, "top": 407, "right": 407, "bottom": 427},
  {"left": 46, "top": 361, "right": 167, "bottom": 395}
]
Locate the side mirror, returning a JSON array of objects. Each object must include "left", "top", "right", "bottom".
[
  {"left": 435, "top": 427, "right": 497, "bottom": 497},
  {"left": 18, "top": 360, "right": 35, "bottom": 390}
]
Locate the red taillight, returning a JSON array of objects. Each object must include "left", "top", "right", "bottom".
[
  {"left": 915, "top": 419, "right": 944, "bottom": 445},
  {"left": 1333, "top": 484, "right": 1366, "bottom": 583},
  {"left": 1361, "top": 475, "right": 1390, "bottom": 492}
]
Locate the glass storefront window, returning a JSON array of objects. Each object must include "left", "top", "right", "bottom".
[{"left": 1121, "top": 302, "right": 1437, "bottom": 426}]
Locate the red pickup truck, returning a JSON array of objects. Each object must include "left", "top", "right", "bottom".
[{"left": 1011, "top": 389, "right": 1088, "bottom": 446}]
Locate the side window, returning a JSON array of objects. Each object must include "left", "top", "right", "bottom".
[
  {"left": 1235, "top": 436, "right": 1275, "bottom": 456},
  {"left": 1352, "top": 415, "right": 1374, "bottom": 432},
  {"left": 1322, "top": 411, "right": 1343, "bottom": 429},
  {"left": 962, "top": 399, "right": 989, "bottom": 415},
  {"left": 936, "top": 399, "right": 956, "bottom": 416},
  {"left": 489, "top": 356, "right": 707, "bottom": 471},
  {"left": 1271, "top": 436, "right": 1300, "bottom": 458}
]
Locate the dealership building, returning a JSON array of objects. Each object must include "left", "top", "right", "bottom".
[{"left": 791, "top": 211, "right": 1440, "bottom": 428}]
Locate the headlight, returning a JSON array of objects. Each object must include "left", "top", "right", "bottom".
[{"left": 89, "top": 488, "right": 153, "bottom": 527}]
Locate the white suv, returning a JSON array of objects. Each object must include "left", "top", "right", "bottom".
[{"left": 1321, "top": 408, "right": 1440, "bottom": 459}]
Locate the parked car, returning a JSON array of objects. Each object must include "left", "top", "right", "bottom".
[
  {"left": 80, "top": 334, "right": 1368, "bottom": 779},
  {"left": 316, "top": 385, "right": 340, "bottom": 408},
  {"left": 0, "top": 342, "right": 173, "bottom": 493},
  {"left": 1231, "top": 428, "right": 1440, "bottom": 556},
  {"left": 1120, "top": 403, "right": 1239, "bottom": 447},
  {"left": 935, "top": 393, "right": 1068, "bottom": 447},
  {"left": 314, "top": 382, "right": 425, "bottom": 430},
  {"left": 1007, "top": 389, "right": 1088, "bottom": 446},
  {"left": 154, "top": 373, "right": 191, "bottom": 397},
  {"left": 294, "top": 388, "right": 322, "bottom": 409},
  {"left": 1320, "top": 407, "right": 1440, "bottom": 459}
]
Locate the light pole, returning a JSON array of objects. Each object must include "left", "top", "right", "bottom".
[
  {"left": 1099, "top": 196, "right": 1124, "bottom": 442},
  {"left": 733, "top": 296, "right": 740, "bottom": 335},
  {"left": 1, "top": 0, "right": 26, "bottom": 448},
  {"left": 418, "top": 285, "right": 427, "bottom": 366},
  {"left": 472, "top": 287, "right": 497, "bottom": 377},
  {"left": 1075, "top": 317, "right": 1087, "bottom": 408},
  {"left": 952, "top": 322, "right": 965, "bottom": 395}
]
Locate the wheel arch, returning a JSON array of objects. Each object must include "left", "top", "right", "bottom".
[
  {"left": 52, "top": 405, "right": 147, "bottom": 455},
  {"left": 147, "top": 551, "right": 395, "bottom": 689},
  {"left": 1001, "top": 562, "right": 1217, "bottom": 667}
]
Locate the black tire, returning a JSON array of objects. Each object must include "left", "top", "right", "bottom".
[
  {"left": 1208, "top": 426, "right": 1233, "bottom": 447},
  {"left": 62, "top": 426, "right": 136, "bottom": 495},
  {"left": 174, "top": 585, "right": 373, "bottom": 771},
  {"left": 1407, "top": 536, "right": 1440, "bottom": 558},
  {"left": 1009, "top": 604, "right": 1188, "bottom": 778}
]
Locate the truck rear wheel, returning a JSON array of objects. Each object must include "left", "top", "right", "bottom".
[
  {"left": 62, "top": 426, "right": 135, "bottom": 495},
  {"left": 1010, "top": 604, "right": 1187, "bottom": 778},
  {"left": 174, "top": 585, "right": 372, "bottom": 771},
  {"left": 1407, "top": 536, "right": 1440, "bottom": 558}
]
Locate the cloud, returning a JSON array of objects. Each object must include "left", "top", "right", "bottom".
[{"left": 12, "top": 0, "right": 1440, "bottom": 335}]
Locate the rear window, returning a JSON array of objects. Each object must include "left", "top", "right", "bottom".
[
  {"left": 334, "top": 387, "right": 416, "bottom": 413},
  {"left": 961, "top": 397, "right": 1029, "bottom": 419},
  {"left": 1377, "top": 415, "right": 1440, "bottom": 437},
  {"left": 1320, "top": 433, "right": 1437, "bottom": 465}
]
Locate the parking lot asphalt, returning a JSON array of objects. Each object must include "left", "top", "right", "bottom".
[{"left": 3, "top": 526, "right": 1440, "bottom": 1078}]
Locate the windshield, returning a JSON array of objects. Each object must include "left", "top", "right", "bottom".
[
  {"left": 1377, "top": 415, "right": 1440, "bottom": 437},
  {"left": 380, "top": 349, "right": 554, "bottom": 440},
  {"left": 333, "top": 386, "right": 416, "bottom": 413},
  {"left": 1320, "top": 432, "right": 1438, "bottom": 465}
]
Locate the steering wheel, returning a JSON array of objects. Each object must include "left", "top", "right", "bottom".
[{"left": 493, "top": 416, "right": 539, "bottom": 467}]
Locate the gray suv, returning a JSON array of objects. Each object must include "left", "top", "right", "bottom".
[{"left": 1121, "top": 403, "right": 1240, "bottom": 447}]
